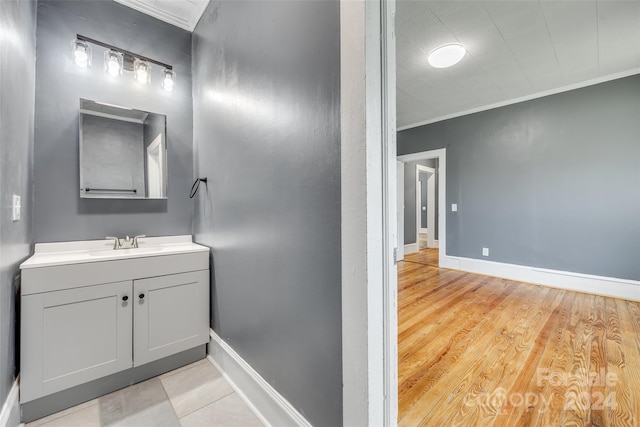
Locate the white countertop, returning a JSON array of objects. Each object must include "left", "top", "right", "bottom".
[{"left": 20, "top": 235, "right": 209, "bottom": 269}]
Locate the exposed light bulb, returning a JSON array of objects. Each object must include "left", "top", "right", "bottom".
[
  {"left": 162, "top": 68, "right": 176, "bottom": 92},
  {"left": 107, "top": 60, "right": 119, "bottom": 76},
  {"left": 104, "top": 50, "right": 123, "bottom": 77},
  {"left": 75, "top": 50, "right": 88, "bottom": 67},
  {"left": 134, "top": 59, "right": 150, "bottom": 85},
  {"left": 136, "top": 68, "right": 148, "bottom": 83},
  {"left": 428, "top": 43, "right": 466, "bottom": 68},
  {"left": 72, "top": 39, "right": 91, "bottom": 68}
]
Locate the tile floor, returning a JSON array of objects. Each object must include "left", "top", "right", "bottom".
[{"left": 24, "top": 359, "right": 264, "bottom": 427}]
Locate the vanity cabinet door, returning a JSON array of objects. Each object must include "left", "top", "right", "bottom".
[
  {"left": 133, "top": 270, "right": 209, "bottom": 366},
  {"left": 21, "top": 281, "right": 133, "bottom": 403}
]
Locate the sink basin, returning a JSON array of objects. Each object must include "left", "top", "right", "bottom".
[
  {"left": 89, "top": 247, "right": 163, "bottom": 257},
  {"left": 20, "top": 235, "right": 209, "bottom": 270}
]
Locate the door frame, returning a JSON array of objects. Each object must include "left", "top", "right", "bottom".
[
  {"left": 397, "top": 160, "right": 405, "bottom": 261},
  {"left": 398, "top": 149, "right": 447, "bottom": 267},
  {"left": 340, "top": 0, "right": 397, "bottom": 424},
  {"left": 415, "top": 164, "right": 435, "bottom": 249}
]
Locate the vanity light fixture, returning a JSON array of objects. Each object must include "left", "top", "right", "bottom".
[
  {"left": 72, "top": 39, "right": 91, "bottom": 68},
  {"left": 162, "top": 68, "right": 176, "bottom": 92},
  {"left": 134, "top": 59, "right": 151, "bottom": 85},
  {"left": 72, "top": 34, "right": 176, "bottom": 91},
  {"left": 104, "top": 50, "right": 123, "bottom": 77},
  {"left": 428, "top": 43, "right": 466, "bottom": 68}
]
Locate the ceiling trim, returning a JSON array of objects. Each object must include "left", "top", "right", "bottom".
[
  {"left": 113, "top": 0, "right": 210, "bottom": 32},
  {"left": 190, "top": 0, "right": 211, "bottom": 31},
  {"left": 398, "top": 68, "right": 640, "bottom": 132}
]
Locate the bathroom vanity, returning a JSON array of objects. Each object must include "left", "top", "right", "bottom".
[{"left": 19, "top": 235, "right": 209, "bottom": 421}]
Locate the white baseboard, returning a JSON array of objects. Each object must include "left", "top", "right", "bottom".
[
  {"left": 208, "top": 330, "right": 312, "bottom": 427},
  {"left": 440, "top": 255, "right": 640, "bottom": 301},
  {"left": 433, "top": 240, "right": 439, "bottom": 249},
  {"left": 404, "top": 243, "right": 418, "bottom": 254},
  {"left": 0, "top": 378, "right": 20, "bottom": 427},
  {"left": 419, "top": 228, "right": 428, "bottom": 234}
]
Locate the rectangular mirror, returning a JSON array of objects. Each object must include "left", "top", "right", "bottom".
[{"left": 79, "top": 99, "right": 167, "bottom": 199}]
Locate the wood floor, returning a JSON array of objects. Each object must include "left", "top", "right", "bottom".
[
  {"left": 404, "top": 247, "right": 439, "bottom": 267},
  {"left": 406, "top": 233, "right": 439, "bottom": 267},
  {"left": 398, "top": 260, "right": 640, "bottom": 427}
]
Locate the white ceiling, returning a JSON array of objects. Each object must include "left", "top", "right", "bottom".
[
  {"left": 396, "top": 1, "right": 640, "bottom": 129},
  {"left": 113, "top": 0, "right": 210, "bottom": 31}
]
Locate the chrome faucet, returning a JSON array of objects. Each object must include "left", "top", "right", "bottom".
[
  {"left": 133, "top": 234, "right": 146, "bottom": 248},
  {"left": 106, "top": 236, "right": 121, "bottom": 250},
  {"left": 105, "top": 235, "right": 146, "bottom": 250}
]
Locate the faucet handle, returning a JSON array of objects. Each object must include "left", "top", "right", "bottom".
[
  {"left": 105, "top": 236, "right": 121, "bottom": 250},
  {"left": 133, "top": 235, "right": 146, "bottom": 248}
]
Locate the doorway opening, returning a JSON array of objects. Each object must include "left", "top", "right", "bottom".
[
  {"left": 415, "top": 163, "right": 437, "bottom": 266},
  {"left": 397, "top": 149, "right": 446, "bottom": 268}
]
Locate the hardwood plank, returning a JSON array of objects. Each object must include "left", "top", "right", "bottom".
[
  {"left": 404, "top": 247, "right": 439, "bottom": 267},
  {"left": 492, "top": 290, "right": 575, "bottom": 426},
  {"left": 617, "top": 300, "right": 640, "bottom": 426},
  {"left": 531, "top": 294, "right": 587, "bottom": 426},
  {"left": 397, "top": 260, "right": 640, "bottom": 427},
  {"left": 400, "top": 284, "right": 553, "bottom": 425},
  {"left": 434, "top": 288, "right": 563, "bottom": 427},
  {"left": 590, "top": 295, "right": 608, "bottom": 426},
  {"left": 605, "top": 299, "right": 633, "bottom": 426},
  {"left": 399, "top": 277, "right": 515, "bottom": 395}
]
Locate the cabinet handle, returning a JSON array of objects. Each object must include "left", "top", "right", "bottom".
[
  {"left": 122, "top": 295, "right": 129, "bottom": 301},
  {"left": 139, "top": 293, "right": 145, "bottom": 299}
]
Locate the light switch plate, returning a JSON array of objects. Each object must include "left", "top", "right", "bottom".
[
  {"left": 12, "top": 195, "right": 21, "bottom": 221},
  {"left": 482, "top": 247, "right": 489, "bottom": 257},
  {"left": 451, "top": 203, "right": 458, "bottom": 212}
]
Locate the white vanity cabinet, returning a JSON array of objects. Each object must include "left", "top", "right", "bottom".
[
  {"left": 19, "top": 236, "right": 210, "bottom": 404},
  {"left": 133, "top": 270, "right": 209, "bottom": 366},
  {"left": 21, "top": 280, "right": 133, "bottom": 402}
]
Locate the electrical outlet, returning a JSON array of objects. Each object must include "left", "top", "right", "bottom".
[
  {"left": 451, "top": 203, "right": 458, "bottom": 212},
  {"left": 482, "top": 247, "right": 489, "bottom": 257},
  {"left": 12, "top": 195, "right": 21, "bottom": 221}
]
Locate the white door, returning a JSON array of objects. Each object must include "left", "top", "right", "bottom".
[
  {"left": 133, "top": 271, "right": 209, "bottom": 366},
  {"left": 146, "top": 134, "right": 164, "bottom": 198},
  {"left": 21, "top": 281, "right": 133, "bottom": 402}
]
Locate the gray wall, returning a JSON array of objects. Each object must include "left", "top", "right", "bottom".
[
  {"left": 403, "top": 159, "right": 437, "bottom": 244},
  {"left": 34, "top": 0, "right": 193, "bottom": 242},
  {"left": 0, "top": 0, "right": 36, "bottom": 417},
  {"left": 81, "top": 115, "right": 145, "bottom": 197},
  {"left": 398, "top": 75, "right": 640, "bottom": 280},
  {"left": 192, "top": 1, "right": 342, "bottom": 425}
]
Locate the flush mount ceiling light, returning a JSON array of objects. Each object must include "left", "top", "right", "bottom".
[
  {"left": 71, "top": 34, "right": 175, "bottom": 91},
  {"left": 428, "top": 43, "right": 466, "bottom": 68},
  {"left": 104, "top": 50, "right": 123, "bottom": 77},
  {"left": 162, "top": 68, "right": 176, "bottom": 92},
  {"left": 72, "top": 39, "right": 91, "bottom": 68}
]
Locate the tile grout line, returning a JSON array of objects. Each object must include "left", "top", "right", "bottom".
[
  {"left": 159, "top": 359, "right": 207, "bottom": 381},
  {"left": 158, "top": 361, "right": 236, "bottom": 422},
  {"left": 158, "top": 373, "right": 182, "bottom": 425},
  {"left": 25, "top": 399, "right": 99, "bottom": 427},
  {"left": 176, "top": 390, "right": 236, "bottom": 422}
]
